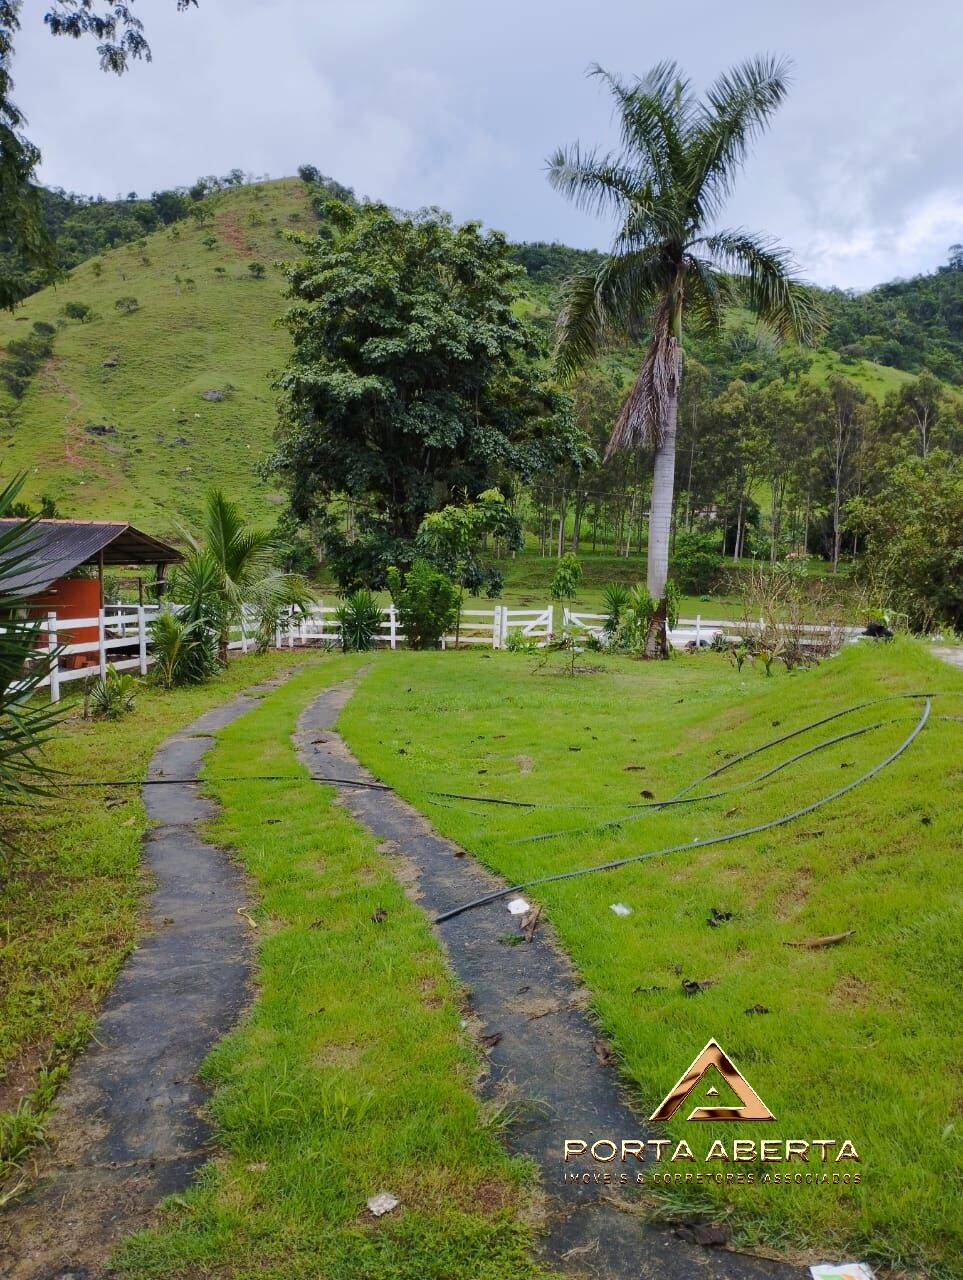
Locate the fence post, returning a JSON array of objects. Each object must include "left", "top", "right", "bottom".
[
  {"left": 548, "top": 603, "right": 555, "bottom": 640},
  {"left": 97, "top": 609, "right": 107, "bottom": 677},
  {"left": 137, "top": 605, "right": 148, "bottom": 674},
  {"left": 47, "top": 612, "right": 60, "bottom": 704},
  {"left": 389, "top": 605, "right": 397, "bottom": 651},
  {"left": 288, "top": 610, "right": 296, "bottom": 648},
  {"left": 501, "top": 604, "right": 509, "bottom": 648},
  {"left": 492, "top": 606, "right": 501, "bottom": 649},
  {"left": 695, "top": 614, "right": 702, "bottom": 648}
]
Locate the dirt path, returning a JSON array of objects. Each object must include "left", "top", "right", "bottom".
[
  {"left": 295, "top": 681, "right": 804, "bottom": 1280},
  {"left": 932, "top": 646, "right": 963, "bottom": 669},
  {"left": 0, "top": 688, "right": 274, "bottom": 1280}
]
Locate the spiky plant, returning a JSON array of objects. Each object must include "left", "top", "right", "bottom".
[
  {"left": 549, "top": 57, "right": 822, "bottom": 655},
  {"left": 0, "top": 475, "right": 61, "bottom": 843}
]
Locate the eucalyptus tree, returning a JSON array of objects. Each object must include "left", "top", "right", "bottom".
[{"left": 549, "top": 58, "right": 821, "bottom": 654}]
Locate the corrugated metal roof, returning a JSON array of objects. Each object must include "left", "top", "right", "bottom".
[{"left": 0, "top": 520, "right": 182, "bottom": 597}]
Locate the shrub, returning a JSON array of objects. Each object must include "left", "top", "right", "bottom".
[
  {"left": 602, "top": 582, "right": 630, "bottom": 634},
  {"left": 61, "top": 301, "right": 92, "bottom": 323},
  {"left": 247, "top": 260, "right": 266, "bottom": 279},
  {"left": 387, "top": 560, "right": 459, "bottom": 649},
  {"left": 505, "top": 628, "right": 538, "bottom": 653},
  {"left": 670, "top": 529, "right": 723, "bottom": 594},
  {"left": 335, "top": 589, "right": 382, "bottom": 652},
  {"left": 114, "top": 296, "right": 140, "bottom": 315},
  {"left": 85, "top": 666, "right": 136, "bottom": 720},
  {"left": 550, "top": 552, "right": 582, "bottom": 602},
  {"left": 149, "top": 611, "right": 219, "bottom": 689},
  {"left": 202, "top": 235, "right": 217, "bottom": 250},
  {"left": 485, "top": 567, "right": 504, "bottom": 599}
]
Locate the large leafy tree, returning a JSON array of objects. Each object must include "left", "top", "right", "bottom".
[
  {"left": 549, "top": 58, "right": 821, "bottom": 654},
  {"left": 848, "top": 450, "right": 962, "bottom": 631},
  {"left": 0, "top": 0, "right": 197, "bottom": 307},
  {"left": 273, "top": 201, "right": 575, "bottom": 588}
]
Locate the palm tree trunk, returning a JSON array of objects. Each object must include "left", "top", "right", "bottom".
[{"left": 644, "top": 346, "right": 681, "bottom": 658}]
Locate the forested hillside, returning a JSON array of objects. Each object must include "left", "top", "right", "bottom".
[{"left": 0, "top": 172, "right": 959, "bottom": 561}]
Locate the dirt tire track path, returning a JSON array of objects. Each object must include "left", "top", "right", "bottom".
[
  {"left": 0, "top": 683, "right": 282, "bottom": 1280},
  {"left": 296, "top": 680, "right": 805, "bottom": 1280}
]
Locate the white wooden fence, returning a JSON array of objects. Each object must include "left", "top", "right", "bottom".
[{"left": 17, "top": 601, "right": 861, "bottom": 702}]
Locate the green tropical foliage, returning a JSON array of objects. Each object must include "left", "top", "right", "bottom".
[
  {"left": 170, "top": 489, "right": 312, "bottom": 661},
  {"left": 386, "top": 560, "right": 459, "bottom": 650},
  {"left": 334, "top": 589, "right": 382, "bottom": 652},
  {"left": 85, "top": 666, "right": 136, "bottom": 720},
  {"left": 848, "top": 450, "right": 963, "bottom": 631},
  {"left": 148, "top": 610, "right": 219, "bottom": 689},
  {"left": 549, "top": 57, "right": 821, "bottom": 653},
  {"left": 272, "top": 200, "right": 576, "bottom": 588},
  {"left": 0, "top": 475, "right": 60, "bottom": 839}
]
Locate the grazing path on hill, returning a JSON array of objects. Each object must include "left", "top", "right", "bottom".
[
  {"left": 296, "top": 680, "right": 804, "bottom": 1280},
  {"left": 0, "top": 684, "right": 281, "bottom": 1280}
]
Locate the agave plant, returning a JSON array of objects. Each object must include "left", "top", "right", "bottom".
[
  {"left": 335, "top": 589, "right": 383, "bottom": 652},
  {"left": 0, "top": 475, "right": 62, "bottom": 842}
]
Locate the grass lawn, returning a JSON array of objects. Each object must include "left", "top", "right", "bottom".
[
  {"left": 339, "top": 640, "right": 962, "bottom": 1276},
  {"left": 114, "top": 656, "right": 549, "bottom": 1280},
  {"left": 0, "top": 649, "right": 317, "bottom": 1187}
]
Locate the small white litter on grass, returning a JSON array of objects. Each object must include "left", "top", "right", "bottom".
[
  {"left": 810, "top": 1266, "right": 875, "bottom": 1280},
  {"left": 610, "top": 903, "right": 632, "bottom": 917},
  {"left": 507, "top": 897, "right": 531, "bottom": 916},
  {"left": 366, "top": 1192, "right": 400, "bottom": 1217}
]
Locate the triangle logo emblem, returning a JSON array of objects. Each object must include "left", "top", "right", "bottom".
[{"left": 649, "top": 1039, "right": 775, "bottom": 1122}]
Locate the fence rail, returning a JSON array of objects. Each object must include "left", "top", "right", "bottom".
[{"left": 16, "top": 601, "right": 862, "bottom": 702}]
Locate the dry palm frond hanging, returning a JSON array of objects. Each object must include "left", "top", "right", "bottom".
[{"left": 605, "top": 297, "right": 681, "bottom": 458}]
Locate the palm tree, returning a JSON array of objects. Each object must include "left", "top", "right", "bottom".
[
  {"left": 172, "top": 489, "right": 313, "bottom": 661},
  {"left": 549, "top": 58, "right": 822, "bottom": 655}
]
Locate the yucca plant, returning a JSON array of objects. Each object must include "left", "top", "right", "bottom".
[
  {"left": 84, "top": 665, "right": 137, "bottom": 720},
  {"left": 335, "top": 589, "right": 383, "bottom": 652},
  {"left": 0, "top": 475, "right": 62, "bottom": 843},
  {"left": 602, "top": 582, "right": 631, "bottom": 635}
]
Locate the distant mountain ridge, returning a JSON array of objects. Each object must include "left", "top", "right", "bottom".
[{"left": 0, "top": 174, "right": 957, "bottom": 531}]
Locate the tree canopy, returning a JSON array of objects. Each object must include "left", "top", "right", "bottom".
[{"left": 272, "top": 200, "right": 578, "bottom": 588}]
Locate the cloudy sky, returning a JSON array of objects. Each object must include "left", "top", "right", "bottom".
[{"left": 16, "top": 0, "right": 963, "bottom": 290}]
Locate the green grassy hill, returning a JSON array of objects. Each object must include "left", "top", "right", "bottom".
[
  {"left": 0, "top": 175, "right": 955, "bottom": 538},
  {"left": 0, "top": 179, "right": 315, "bottom": 534}
]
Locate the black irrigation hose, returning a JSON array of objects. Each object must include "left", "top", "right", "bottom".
[
  {"left": 507, "top": 717, "right": 896, "bottom": 846},
  {"left": 52, "top": 774, "right": 537, "bottom": 808},
  {"left": 433, "top": 697, "right": 932, "bottom": 926}
]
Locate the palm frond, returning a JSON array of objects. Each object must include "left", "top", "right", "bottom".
[
  {"left": 606, "top": 295, "right": 681, "bottom": 457},
  {"left": 553, "top": 272, "right": 615, "bottom": 377},
  {"left": 590, "top": 62, "right": 695, "bottom": 191},
  {"left": 688, "top": 55, "right": 791, "bottom": 222},
  {"left": 682, "top": 254, "right": 735, "bottom": 337},
  {"left": 699, "top": 229, "right": 824, "bottom": 343},
  {"left": 546, "top": 143, "right": 642, "bottom": 217}
]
